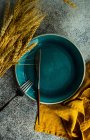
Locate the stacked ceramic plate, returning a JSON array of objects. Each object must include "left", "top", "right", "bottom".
[{"left": 15, "top": 34, "right": 85, "bottom": 104}]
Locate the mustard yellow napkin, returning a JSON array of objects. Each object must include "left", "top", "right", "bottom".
[{"left": 35, "top": 62, "right": 90, "bottom": 140}]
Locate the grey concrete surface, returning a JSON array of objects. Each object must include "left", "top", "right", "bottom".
[{"left": 0, "top": 0, "right": 90, "bottom": 140}]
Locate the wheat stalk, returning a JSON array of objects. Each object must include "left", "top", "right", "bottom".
[
  {"left": 63, "top": 0, "right": 77, "bottom": 8},
  {"left": 0, "top": 0, "right": 45, "bottom": 77}
]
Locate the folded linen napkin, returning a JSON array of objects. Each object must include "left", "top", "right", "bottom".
[{"left": 35, "top": 62, "right": 90, "bottom": 140}]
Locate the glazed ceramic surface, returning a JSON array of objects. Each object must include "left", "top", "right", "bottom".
[{"left": 15, "top": 34, "right": 85, "bottom": 104}]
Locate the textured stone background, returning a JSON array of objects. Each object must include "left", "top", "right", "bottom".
[{"left": 0, "top": 0, "right": 90, "bottom": 140}]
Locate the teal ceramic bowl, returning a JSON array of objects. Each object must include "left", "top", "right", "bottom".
[{"left": 15, "top": 34, "right": 85, "bottom": 104}]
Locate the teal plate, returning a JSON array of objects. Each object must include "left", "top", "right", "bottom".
[{"left": 15, "top": 34, "right": 85, "bottom": 104}]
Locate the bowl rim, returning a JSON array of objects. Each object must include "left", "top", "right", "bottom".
[{"left": 15, "top": 33, "right": 86, "bottom": 104}]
